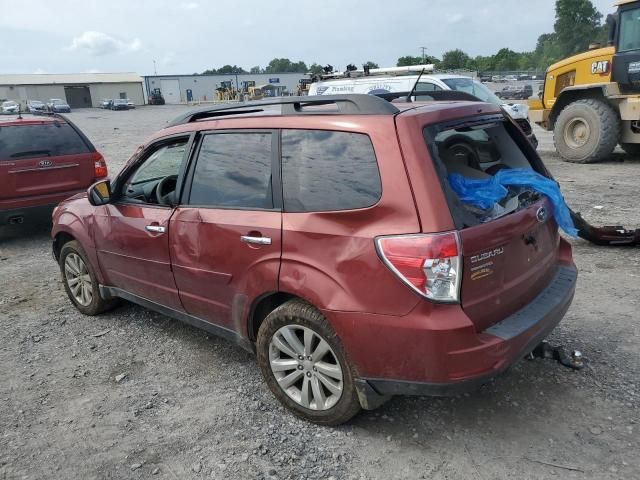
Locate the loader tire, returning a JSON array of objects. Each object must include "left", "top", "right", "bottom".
[
  {"left": 553, "top": 99, "right": 620, "bottom": 164},
  {"left": 620, "top": 142, "right": 640, "bottom": 158}
]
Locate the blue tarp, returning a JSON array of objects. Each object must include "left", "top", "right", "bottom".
[{"left": 448, "top": 168, "right": 578, "bottom": 237}]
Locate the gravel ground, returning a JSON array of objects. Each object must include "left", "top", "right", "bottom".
[{"left": 1, "top": 106, "right": 638, "bottom": 480}]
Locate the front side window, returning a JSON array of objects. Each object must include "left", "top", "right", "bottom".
[
  {"left": 129, "top": 141, "right": 186, "bottom": 185},
  {"left": 281, "top": 130, "right": 381, "bottom": 212},
  {"left": 189, "top": 133, "right": 273, "bottom": 209},
  {"left": 120, "top": 139, "right": 187, "bottom": 205}
]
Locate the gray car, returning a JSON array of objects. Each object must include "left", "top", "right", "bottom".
[{"left": 47, "top": 99, "right": 71, "bottom": 113}]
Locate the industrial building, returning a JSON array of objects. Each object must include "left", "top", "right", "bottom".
[
  {"left": 143, "top": 73, "right": 307, "bottom": 104},
  {"left": 0, "top": 73, "right": 145, "bottom": 108}
]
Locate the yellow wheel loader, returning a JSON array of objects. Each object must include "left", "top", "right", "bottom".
[{"left": 529, "top": 0, "right": 640, "bottom": 164}]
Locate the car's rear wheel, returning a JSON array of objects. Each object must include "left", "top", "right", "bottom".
[
  {"left": 256, "top": 299, "right": 361, "bottom": 425},
  {"left": 59, "top": 240, "right": 117, "bottom": 316}
]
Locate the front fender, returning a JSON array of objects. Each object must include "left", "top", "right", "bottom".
[{"left": 52, "top": 208, "right": 106, "bottom": 285}]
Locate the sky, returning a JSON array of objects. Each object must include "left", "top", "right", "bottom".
[{"left": 0, "top": 0, "right": 615, "bottom": 75}]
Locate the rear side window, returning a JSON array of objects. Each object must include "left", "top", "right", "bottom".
[
  {"left": 189, "top": 133, "right": 273, "bottom": 209},
  {"left": 0, "top": 123, "right": 90, "bottom": 161},
  {"left": 281, "top": 130, "right": 381, "bottom": 212}
]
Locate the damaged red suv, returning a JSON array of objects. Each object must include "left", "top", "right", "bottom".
[
  {"left": 51, "top": 95, "right": 577, "bottom": 425},
  {"left": 1, "top": 114, "right": 107, "bottom": 225}
]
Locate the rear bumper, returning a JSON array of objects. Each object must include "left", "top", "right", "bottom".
[
  {"left": 1, "top": 189, "right": 85, "bottom": 224},
  {"left": 326, "top": 264, "right": 577, "bottom": 404}
]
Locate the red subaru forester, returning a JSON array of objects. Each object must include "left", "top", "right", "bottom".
[{"left": 52, "top": 95, "right": 577, "bottom": 425}]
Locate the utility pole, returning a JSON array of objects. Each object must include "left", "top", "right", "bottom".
[
  {"left": 420, "top": 47, "right": 428, "bottom": 63},
  {"left": 153, "top": 60, "right": 157, "bottom": 76}
]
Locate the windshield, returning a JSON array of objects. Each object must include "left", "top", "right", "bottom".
[
  {"left": 442, "top": 78, "right": 503, "bottom": 106},
  {"left": 619, "top": 7, "right": 640, "bottom": 52},
  {"left": 114, "top": 99, "right": 127, "bottom": 104},
  {"left": 51, "top": 99, "right": 64, "bottom": 104},
  {"left": 30, "top": 101, "right": 43, "bottom": 105},
  {"left": 3, "top": 101, "right": 17, "bottom": 107}
]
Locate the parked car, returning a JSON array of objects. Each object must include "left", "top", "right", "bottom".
[
  {"left": 2, "top": 100, "right": 20, "bottom": 113},
  {"left": 47, "top": 99, "right": 71, "bottom": 113},
  {"left": 110, "top": 99, "right": 129, "bottom": 110},
  {"left": 1, "top": 113, "right": 107, "bottom": 225},
  {"left": 126, "top": 99, "right": 136, "bottom": 109},
  {"left": 52, "top": 95, "right": 577, "bottom": 425},
  {"left": 27, "top": 100, "right": 46, "bottom": 113},
  {"left": 496, "top": 84, "right": 534, "bottom": 100},
  {"left": 101, "top": 99, "right": 112, "bottom": 109}
]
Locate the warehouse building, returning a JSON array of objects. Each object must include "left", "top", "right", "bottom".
[
  {"left": 144, "top": 73, "right": 307, "bottom": 104},
  {"left": 0, "top": 73, "right": 145, "bottom": 108}
]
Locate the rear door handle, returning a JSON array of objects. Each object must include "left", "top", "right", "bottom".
[
  {"left": 145, "top": 225, "right": 166, "bottom": 233},
  {"left": 240, "top": 235, "right": 272, "bottom": 245}
]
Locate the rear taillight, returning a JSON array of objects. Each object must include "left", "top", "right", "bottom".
[
  {"left": 375, "top": 232, "right": 462, "bottom": 303},
  {"left": 92, "top": 152, "right": 108, "bottom": 179}
]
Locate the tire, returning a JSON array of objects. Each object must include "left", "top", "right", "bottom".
[
  {"left": 620, "top": 142, "right": 640, "bottom": 158},
  {"left": 553, "top": 98, "right": 620, "bottom": 164},
  {"left": 59, "top": 240, "right": 117, "bottom": 316},
  {"left": 256, "top": 299, "right": 361, "bottom": 426}
]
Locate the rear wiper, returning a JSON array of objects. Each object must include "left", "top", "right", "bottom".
[{"left": 10, "top": 150, "right": 52, "bottom": 158}]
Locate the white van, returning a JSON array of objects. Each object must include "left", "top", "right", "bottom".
[{"left": 308, "top": 73, "right": 537, "bottom": 148}]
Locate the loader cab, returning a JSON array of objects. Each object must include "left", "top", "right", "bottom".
[{"left": 611, "top": 0, "right": 640, "bottom": 90}]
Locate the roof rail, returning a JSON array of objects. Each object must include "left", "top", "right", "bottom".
[{"left": 166, "top": 94, "right": 400, "bottom": 127}]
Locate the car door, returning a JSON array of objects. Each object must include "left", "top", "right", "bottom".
[
  {"left": 169, "top": 130, "right": 282, "bottom": 332},
  {"left": 93, "top": 134, "right": 192, "bottom": 311}
]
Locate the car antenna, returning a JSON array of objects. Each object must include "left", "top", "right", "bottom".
[{"left": 406, "top": 68, "right": 426, "bottom": 103}]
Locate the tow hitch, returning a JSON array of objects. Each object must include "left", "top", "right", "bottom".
[
  {"left": 570, "top": 210, "right": 640, "bottom": 246},
  {"left": 527, "top": 341, "right": 584, "bottom": 370}
]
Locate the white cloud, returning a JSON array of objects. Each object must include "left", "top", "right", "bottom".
[
  {"left": 447, "top": 13, "right": 465, "bottom": 24},
  {"left": 67, "top": 31, "right": 142, "bottom": 56},
  {"left": 181, "top": 2, "right": 199, "bottom": 10}
]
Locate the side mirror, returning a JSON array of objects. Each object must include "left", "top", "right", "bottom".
[{"left": 88, "top": 180, "right": 112, "bottom": 206}]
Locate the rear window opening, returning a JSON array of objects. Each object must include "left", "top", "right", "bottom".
[{"left": 424, "top": 115, "right": 547, "bottom": 229}]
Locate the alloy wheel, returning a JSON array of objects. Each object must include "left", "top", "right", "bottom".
[
  {"left": 64, "top": 253, "right": 93, "bottom": 306},
  {"left": 269, "top": 325, "right": 344, "bottom": 411}
]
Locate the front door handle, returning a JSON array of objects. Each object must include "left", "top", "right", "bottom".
[
  {"left": 145, "top": 225, "right": 166, "bottom": 234},
  {"left": 241, "top": 235, "right": 272, "bottom": 245}
]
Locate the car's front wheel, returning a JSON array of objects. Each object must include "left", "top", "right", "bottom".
[
  {"left": 256, "top": 299, "right": 361, "bottom": 425},
  {"left": 59, "top": 240, "right": 117, "bottom": 316}
]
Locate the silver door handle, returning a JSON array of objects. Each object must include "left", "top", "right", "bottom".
[
  {"left": 241, "top": 235, "right": 271, "bottom": 245},
  {"left": 145, "top": 225, "right": 166, "bottom": 233}
]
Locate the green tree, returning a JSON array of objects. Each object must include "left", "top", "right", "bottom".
[
  {"left": 363, "top": 61, "right": 379, "bottom": 69},
  {"left": 249, "top": 66, "right": 262, "bottom": 74},
  {"left": 264, "top": 58, "right": 308, "bottom": 73},
  {"left": 554, "top": 0, "right": 603, "bottom": 56},
  {"left": 308, "top": 63, "right": 324, "bottom": 75},
  {"left": 397, "top": 55, "right": 440, "bottom": 66},
  {"left": 441, "top": 49, "right": 471, "bottom": 70},
  {"left": 493, "top": 48, "right": 520, "bottom": 71}
]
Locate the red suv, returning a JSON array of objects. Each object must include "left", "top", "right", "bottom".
[
  {"left": 0, "top": 114, "right": 107, "bottom": 225},
  {"left": 51, "top": 95, "right": 577, "bottom": 425}
]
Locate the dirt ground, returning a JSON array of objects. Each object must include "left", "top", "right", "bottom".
[{"left": 1, "top": 106, "right": 638, "bottom": 480}]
